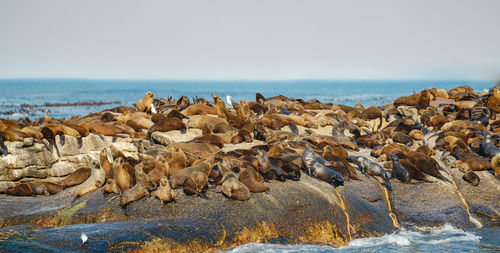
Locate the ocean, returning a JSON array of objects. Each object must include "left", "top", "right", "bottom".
[
  {"left": 0, "top": 79, "right": 496, "bottom": 120},
  {"left": 0, "top": 79, "right": 499, "bottom": 252}
]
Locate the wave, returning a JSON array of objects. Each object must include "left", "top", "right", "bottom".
[{"left": 224, "top": 224, "right": 485, "bottom": 252}]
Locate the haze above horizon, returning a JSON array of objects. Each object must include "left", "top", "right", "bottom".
[{"left": 0, "top": 0, "right": 499, "bottom": 80}]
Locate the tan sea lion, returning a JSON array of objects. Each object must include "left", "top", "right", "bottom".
[
  {"left": 100, "top": 148, "right": 113, "bottom": 177},
  {"left": 182, "top": 104, "right": 217, "bottom": 116},
  {"left": 61, "top": 167, "right": 91, "bottom": 188},
  {"left": 221, "top": 171, "right": 250, "bottom": 201},
  {"left": 112, "top": 157, "right": 133, "bottom": 193},
  {"left": 153, "top": 177, "right": 175, "bottom": 204},
  {"left": 103, "top": 178, "right": 120, "bottom": 194},
  {"left": 74, "top": 159, "right": 106, "bottom": 200},
  {"left": 120, "top": 182, "right": 148, "bottom": 206},
  {"left": 136, "top": 91, "right": 154, "bottom": 113},
  {"left": 183, "top": 171, "right": 208, "bottom": 197}
]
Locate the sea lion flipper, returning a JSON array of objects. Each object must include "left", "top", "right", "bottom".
[
  {"left": 288, "top": 123, "right": 299, "bottom": 136},
  {"left": 0, "top": 142, "right": 8, "bottom": 156},
  {"left": 59, "top": 134, "right": 65, "bottom": 146},
  {"left": 112, "top": 135, "right": 118, "bottom": 143},
  {"left": 90, "top": 130, "right": 105, "bottom": 141},
  {"left": 77, "top": 138, "right": 83, "bottom": 149},
  {"left": 198, "top": 192, "right": 210, "bottom": 200}
]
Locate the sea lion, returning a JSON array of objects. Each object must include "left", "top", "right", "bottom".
[
  {"left": 153, "top": 177, "right": 176, "bottom": 204},
  {"left": 103, "top": 178, "right": 120, "bottom": 194},
  {"left": 346, "top": 156, "right": 389, "bottom": 184},
  {"left": 388, "top": 154, "right": 411, "bottom": 183},
  {"left": 168, "top": 146, "right": 187, "bottom": 176},
  {"left": 221, "top": 171, "right": 251, "bottom": 201},
  {"left": 192, "top": 134, "right": 225, "bottom": 149},
  {"left": 27, "top": 182, "right": 50, "bottom": 196},
  {"left": 74, "top": 159, "right": 106, "bottom": 200},
  {"left": 480, "top": 132, "right": 500, "bottom": 158},
  {"left": 302, "top": 146, "right": 344, "bottom": 186},
  {"left": 6, "top": 183, "right": 33, "bottom": 196},
  {"left": 391, "top": 132, "right": 413, "bottom": 145},
  {"left": 112, "top": 157, "right": 133, "bottom": 193},
  {"left": 147, "top": 117, "right": 187, "bottom": 139},
  {"left": 136, "top": 91, "right": 154, "bottom": 113},
  {"left": 169, "top": 159, "right": 213, "bottom": 189},
  {"left": 183, "top": 171, "right": 209, "bottom": 198},
  {"left": 60, "top": 167, "right": 91, "bottom": 188},
  {"left": 238, "top": 163, "right": 269, "bottom": 193},
  {"left": 99, "top": 148, "right": 113, "bottom": 177},
  {"left": 399, "top": 159, "right": 433, "bottom": 183},
  {"left": 394, "top": 89, "right": 432, "bottom": 109},
  {"left": 120, "top": 182, "right": 148, "bottom": 206},
  {"left": 182, "top": 104, "right": 217, "bottom": 116},
  {"left": 463, "top": 171, "right": 480, "bottom": 186},
  {"left": 41, "top": 182, "right": 63, "bottom": 195}
]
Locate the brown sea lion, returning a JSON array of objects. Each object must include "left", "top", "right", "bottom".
[
  {"left": 168, "top": 146, "right": 187, "bottom": 176},
  {"left": 238, "top": 163, "right": 269, "bottom": 193},
  {"left": 103, "top": 178, "right": 120, "bottom": 194},
  {"left": 153, "top": 177, "right": 175, "bottom": 204},
  {"left": 182, "top": 104, "right": 217, "bottom": 116},
  {"left": 6, "top": 183, "right": 34, "bottom": 196},
  {"left": 170, "top": 159, "right": 213, "bottom": 189},
  {"left": 99, "top": 148, "right": 113, "bottom": 177},
  {"left": 394, "top": 89, "right": 432, "bottom": 109},
  {"left": 183, "top": 171, "right": 209, "bottom": 197},
  {"left": 192, "top": 134, "right": 225, "bottom": 149},
  {"left": 399, "top": 159, "right": 433, "bottom": 183},
  {"left": 221, "top": 171, "right": 250, "bottom": 201},
  {"left": 136, "top": 91, "right": 154, "bottom": 113},
  {"left": 61, "top": 167, "right": 91, "bottom": 188},
  {"left": 74, "top": 159, "right": 106, "bottom": 200},
  {"left": 120, "top": 182, "right": 148, "bottom": 206},
  {"left": 112, "top": 157, "right": 133, "bottom": 193},
  {"left": 147, "top": 117, "right": 186, "bottom": 139},
  {"left": 463, "top": 171, "right": 480, "bottom": 186}
]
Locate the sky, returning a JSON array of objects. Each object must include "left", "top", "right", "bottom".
[{"left": 0, "top": 0, "right": 499, "bottom": 80}]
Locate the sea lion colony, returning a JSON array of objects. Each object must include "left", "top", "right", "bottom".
[{"left": 1, "top": 85, "right": 500, "bottom": 205}]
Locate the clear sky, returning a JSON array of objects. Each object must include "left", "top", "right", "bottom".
[{"left": 0, "top": 0, "right": 499, "bottom": 80}]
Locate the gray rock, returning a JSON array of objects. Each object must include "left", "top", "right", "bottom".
[{"left": 151, "top": 129, "right": 202, "bottom": 146}]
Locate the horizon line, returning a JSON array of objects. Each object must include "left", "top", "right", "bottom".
[{"left": 0, "top": 77, "right": 498, "bottom": 82}]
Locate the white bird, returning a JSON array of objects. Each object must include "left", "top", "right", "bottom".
[
  {"left": 150, "top": 103, "right": 157, "bottom": 114},
  {"left": 81, "top": 232, "right": 88, "bottom": 245},
  {"left": 226, "top": 95, "right": 233, "bottom": 108}
]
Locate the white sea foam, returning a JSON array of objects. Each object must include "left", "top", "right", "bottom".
[{"left": 225, "top": 224, "right": 484, "bottom": 252}]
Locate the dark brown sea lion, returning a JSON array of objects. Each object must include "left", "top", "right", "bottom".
[
  {"left": 391, "top": 132, "right": 413, "bottom": 146},
  {"left": 147, "top": 117, "right": 186, "bottom": 139},
  {"left": 61, "top": 167, "right": 91, "bottom": 188},
  {"left": 41, "top": 182, "right": 63, "bottom": 195},
  {"left": 388, "top": 154, "right": 411, "bottom": 183},
  {"left": 6, "top": 183, "right": 33, "bottom": 196},
  {"left": 399, "top": 159, "right": 433, "bottom": 183},
  {"left": 463, "top": 171, "right": 480, "bottom": 186}
]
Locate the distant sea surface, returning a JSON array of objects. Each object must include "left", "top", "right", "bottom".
[{"left": 0, "top": 79, "right": 496, "bottom": 119}]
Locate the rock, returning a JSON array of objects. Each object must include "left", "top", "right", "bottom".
[
  {"left": 50, "top": 161, "right": 79, "bottom": 177},
  {"left": 0, "top": 143, "right": 55, "bottom": 169},
  {"left": 0, "top": 166, "right": 49, "bottom": 181},
  {"left": 151, "top": 129, "right": 202, "bottom": 146}
]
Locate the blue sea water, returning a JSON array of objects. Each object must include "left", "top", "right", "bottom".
[
  {"left": 0, "top": 79, "right": 496, "bottom": 119},
  {"left": 0, "top": 79, "right": 499, "bottom": 252}
]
